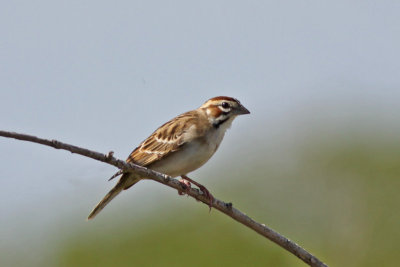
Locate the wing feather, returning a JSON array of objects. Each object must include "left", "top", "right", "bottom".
[{"left": 126, "top": 110, "right": 201, "bottom": 167}]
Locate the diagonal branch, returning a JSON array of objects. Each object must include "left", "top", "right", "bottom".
[{"left": 0, "top": 130, "right": 328, "bottom": 267}]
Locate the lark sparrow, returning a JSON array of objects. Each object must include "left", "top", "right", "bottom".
[{"left": 88, "top": 96, "right": 250, "bottom": 219}]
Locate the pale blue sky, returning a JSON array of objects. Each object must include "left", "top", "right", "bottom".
[{"left": 1, "top": 1, "right": 400, "bottom": 265}]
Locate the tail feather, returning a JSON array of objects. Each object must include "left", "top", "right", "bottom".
[{"left": 87, "top": 174, "right": 140, "bottom": 220}]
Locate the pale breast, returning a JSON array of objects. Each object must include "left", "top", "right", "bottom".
[{"left": 148, "top": 138, "right": 217, "bottom": 177}]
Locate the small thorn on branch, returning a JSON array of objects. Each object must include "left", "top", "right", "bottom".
[
  {"left": 105, "top": 151, "right": 114, "bottom": 161},
  {"left": 51, "top": 139, "right": 60, "bottom": 148},
  {"left": 225, "top": 202, "right": 233, "bottom": 209}
]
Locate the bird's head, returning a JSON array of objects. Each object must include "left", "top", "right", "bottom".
[{"left": 201, "top": 96, "right": 250, "bottom": 128}]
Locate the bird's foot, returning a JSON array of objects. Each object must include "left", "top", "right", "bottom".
[
  {"left": 181, "top": 175, "right": 214, "bottom": 211},
  {"left": 196, "top": 184, "right": 214, "bottom": 212},
  {"left": 178, "top": 178, "right": 192, "bottom": 196}
]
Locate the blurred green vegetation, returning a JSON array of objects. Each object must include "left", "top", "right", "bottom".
[
  {"left": 54, "top": 132, "right": 400, "bottom": 267},
  {"left": 56, "top": 211, "right": 297, "bottom": 267}
]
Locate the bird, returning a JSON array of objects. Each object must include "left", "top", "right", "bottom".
[{"left": 88, "top": 96, "right": 250, "bottom": 219}]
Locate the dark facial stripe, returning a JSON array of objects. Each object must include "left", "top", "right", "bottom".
[{"left": 213, "top": 116, "right": 230, "bottom": 129}]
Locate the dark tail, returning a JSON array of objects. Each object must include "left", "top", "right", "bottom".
[{"left": 87, "top": 174, "right": 140, "bottom": 220}]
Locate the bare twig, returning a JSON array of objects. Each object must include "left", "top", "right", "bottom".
[{"left": 0, "top": 130, "right": 328, "bottom": 267}]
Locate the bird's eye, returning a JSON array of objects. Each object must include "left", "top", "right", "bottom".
[{"left": 221, "top": 102, "right": 230, "bottom": 109}]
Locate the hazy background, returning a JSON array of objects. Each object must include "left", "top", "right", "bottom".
[{"left": 1, "top": 1, "right": 400, "bottom": 266}]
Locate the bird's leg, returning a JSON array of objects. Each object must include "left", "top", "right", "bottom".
[
  {"left": 178, "top": 178, "right": 191, "bottom": 196},
  {"left": 181, "top": 175, "right": 214, "bottom": 211}
]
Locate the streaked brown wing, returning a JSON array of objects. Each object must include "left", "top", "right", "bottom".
[{"left": 126, "top": 110, "right": 199, "bottom": 166}]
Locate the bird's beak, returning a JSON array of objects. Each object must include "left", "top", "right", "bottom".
[{"left": 235, "top": 104, "right": 250, "bottom": 115}]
